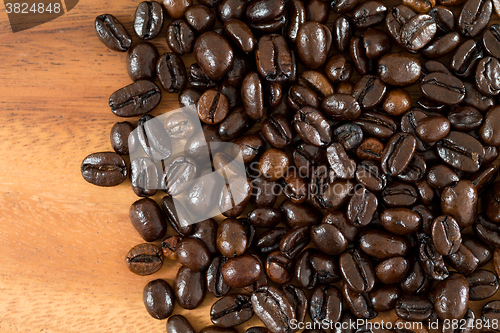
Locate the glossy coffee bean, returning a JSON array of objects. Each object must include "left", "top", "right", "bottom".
[
  {"left": 450, "top": 39, "right": 483, "bottom": 78},
  {"left": 309, "top": 285, "right": 342, "bottom": 324},
  {"left": 484, "top": 182, "right": 500, "bottom": 223},
  {"left": 342, "top": 281, "right": 377, "bottom": 319},
  {"left": 378, "top": 53, "right": 420, "bottom": 87},
  {"left": 220, "top": 178, "right": 252, "bottom": 217},
  {"left": 480, "top": 106, "right": 500, "bottom": 146},
  {"left": 157, "top": 53, "right": 187, "bottom": 93},
  {"left": 210, "top": 294, "right": 253, "bottom": 327},
  {"left": 359, "top": 229, "right": 410, "bottom": 260},
  {"left": 196, "top": 89, "right": 229, "bottom": 125},
  {"left": 447, "top": 243, "right": 479, "bottom": 274},
  {"left": 482, "top": 300, "right": 500, "bottom": 327},
  {"left": 296, "top": 22, "right": 332, "bottom": 69},
  {"left": 448, "top": 106, "right": 483, "bottom": 132},
  {"left": 321, "top": 93, "right": 361, "bottom": 121},
  {"left": 109, "top": 80, "right": 161, "bottom": 117},
  {"left": 130, "top": 157, "right": 158, "bottom": 197},
  {"left": 279, "top": 226, "right": 310, "bottom": 259},
  {"left": 396, "top": 295, "right": 434, "bottom": 321},
  {"left": 349, "top": 36, "right": 373, "bottom": 76},
  {"left": 130, "top": 198, "right": 167, "bottom": 242},
  {"left": 470, "top": 164, "right": 499, "bottom": 195},
  {"left": 134, "top": 1, "right": 164, "bottom": 40},
  {"left": 375, "top": 257, "right": 409, "bottom": 284},
  {"left": 476, "top": 56, "right": 500, "bottom": 96},
  {"left": 127, "top": 42, "right": 159, "bottom": 81},
  {"left": 436, "top": 131, "right": 485, "bottom": 172},
  {"left": 222, "top": 254, "right": 262, "bottom": 289},
  {"left": 294, "top": 107, "right": 332, "bottom": 147},
  {"left": 353, "top": 76, "right": 387, "bottom": 110},
  {"left": 162, "top": 235, "right": 183, "bottom": 261},
  {"left": 207, "top": 256, "right": 231, "bottom": 298},
  {"left": 380, "top": 208, "right": 420, "bottom": 236},
  {"left": 400, "top": 14, "right": 437, "bottom": 52},
  {"left": 266, "top": 250, "right": 294, "bottom": 284},
  {"left": 310, "top": 223, "right": 348, "bottom": 256},
  {"left": 95, "top": 14, "right": 132, "bottom": 52},
  {"left": 251, "top": 286, "right": 297, "bottom": 333},
  {"left": 185, "top": 5, "right": 215, "bottom": 33},
  {"left": 194, "top": 32, "right": 233, "bottom": 80},
  {"left": 340, "top": 249, "right": 376, "bottom": 293},
  {"left": 415, "top": 116, "right": 451, "bottom": 144},
  {"left": 458, "top": 0, "right": 492, "bottom": 38},
  {"left": 431, "top": 215, "right": 461, "bottom": 256},
  {"left": 126, "top": 243, "right": 163, "bottom": 276},
  {"left": 418, "top": 234, "right": 450, "bottom": 280},
  {"left": 385, "top": 4, "right": 417, "bottom": 46},
  {"left": 346, "top": 187, "right": 378, "bottom": 227},
  {"left": 256, "top": 35, "right": 292, "bottom": 83},
  {"left": 136, "top": 115, "right": 172, "bottom": 160},
  {"left": 245, "top": 0, "right": 286, "bottom": 33},
  {"left": 400, "top": 256, "right": 433, "bottom": 295},
  {"left": 381, "top": 132, "right": 417, "bottom": 176},
  {"left": 217, "top": 218, "right": 250, "bottom": 258},
  {"left": 370, "top": 285, "right": 400, "bottom": 312},
  {"left": 161, "top": 196, "right": 193, "bottom": 236},
  {"left": 174, "top": 265, "right": 206, "bottom": 310},
  {"left": 162, "top": 155, "right": 197, "bottom": 196},
  {"left": 466, "top": 269, "right": 499, "bottom": 300},
  {"left": 332, "top": 15, "right": 352, "bottom": 53},
  {"left": 352, "top": 1, "right": 387, "bottom": 28},
  {"left": 167, "top": 315, "right": 196, "bottom": 333},
  {"left": 441, "top": 180, "right": 478, "bottom": 228},
  {"left": 434, "top": 273, "right": 469, "bottom": 320},
  {"left": 110, "top": 121, "right": 134, "bottom": 156},
  {"left": 355, "top": 161, "right": 386, "bottom": 192},
  {"left": 421, "top": 32, "right": 461, "bottom": 59},
  {"left": 420, "top": 73, "right": 465, "bottom": 105},
  {"left": 356, "top": 138, "right": 385, "bottom": 162},
  {"left": 81, "top": 152, "right": 127, "bottom": 187},
  {"left": 176, "top": 238, "right": 211, "bottom": 272},
  {"left": 162, "top": 0, "right": 191, "bottom": 18},
  {"left": 383, "top": 89, "right": 412, "bottom": 116},
  {"left": 143, "top": 279, "right": 175, "bottom": 319},
  {"left": 167, "top": 19, "right": 196, "bottom": 55}
]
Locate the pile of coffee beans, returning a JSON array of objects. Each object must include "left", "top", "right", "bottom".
[{"left": 82, "top": 0, "right": 500, "bottom": 332}]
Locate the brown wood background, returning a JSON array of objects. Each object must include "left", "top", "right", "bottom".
[{"left": 0, "top": 0, "right": 500, "bottom": 332}]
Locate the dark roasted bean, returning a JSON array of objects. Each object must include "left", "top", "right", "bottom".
[
  {"left": 126, "top": 243, "right": 163, "bottom": 276},
  {"left": 109, "top": 80, "right": 162, "bottom": 117},
  {"left": 95, "top": 14, "right": 132, "bottom": 52}
]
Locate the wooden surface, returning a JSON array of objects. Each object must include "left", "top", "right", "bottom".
[{"left": 0, "top": 0, "right": 500, "bottom": 332}]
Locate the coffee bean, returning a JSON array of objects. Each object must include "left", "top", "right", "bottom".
[
  {"left": 222, "top": 254, "right": 263, "bottom": 288},
  {"left": 207, "top": 256, "right": 231, "bottom": 298},
  {"left": 245, "top": 0, "right": 286, "bottom": 33},
  {"left": 81, "top": 152, "right": 127, "bottom": 187},
  {"left": 217, "top": 218, "right": 252, "bottom": 258},
  {"left": 436, "top": 131, "right": 485, "bottom": 173},
  {"left": 447, "top": 243, "right": 479, "bottom": 274},
  {"left": 375, "top": 257, "right": 409, "bottom": 284},
  {"left": 161, "top": 196, "right": 193, "bottom": 236},
  {"left": 400, "top": 255, "right": 433, "bottom": 295},
  {"left": 197, "top": 89, "right": 229, "bottom": 125},
  {"left": 352, "top": 1, "right": 387, "bottom": 29},
  {"left": 350, "top": 36, "right": 373, "bottom": 76},
  {"left": 130, "top": 198, "right": 167, "bottom": 242},
  {"left": 466, "top": 269, "right": 499, "bottom": 300},
  {"left": 434, "top": 273, "right": 469, "bottom": 320},
  {"left": 162, "top": 156, "right": 197, "bottom": 196},
  {"left": 266, "top": 250, "right": 294, "bottom": 284},
  {"left": 286, "top": 0, "right": 306, "bottom": 43},
  {"left": 370, "top": 284, "right": 400, "bottom": 312},
  {"left": 157, "top": 53, "right": 187, "bottom": 93},
  {"left": 396, "top": 295, "right": 434, "bottom": 321},
  {"left": 458, "top": 0, "right": 493, "bottom": 38},
  {"left": 176, "top": 238, "right": 211, "bottom": 272},
  {"left": 296, "top": 22, "right": 332, "bottom": 69},
  {"left": 480, "top": 106, "right": 500, "bottom": 146},
  {"left": 294, "top": 107, "right": 332, "bottom": 147},
  {"left": 470, "top": 164, "right": 499, "bottom": 195},
  {"left": 309, "top": 285, "right": 342, "bottom": 324},
  {"left": 174, "top": 265, "right": 206, "bottom": 309},
  {"left": 441, "top": 180, "right": 478, "bottom": 228},
  {"left": 420, "top": 73, "right": 465, "bottom": 105},
  {"left": 167, "top": 315, "right": 196, "bottom": 333},
  {"left": 322, "top": 94, "right": 361, "bottom": 121},
  {"left": 136, "top": 115, "right": 172, "bottom": 160},
  {"left": 476, "top": 56, "right": 500, "bottom": 96},
  {"left": 482, "top": 301, "right": 500, "bottom": 328},
  {"left": 143, "top": 279, "right": 175, "bottom": 319},
  {"left": 210, "top": 294, "right": 253, "bottom": 327},
  {"left": 359, "top": 229, "right": 410, "bottom": 260},
  {"left": 95, "top": 14, "right": 132, "bottom": 52},
  {"left": 383, "top": 89, "right": 412, "bottom": 116},
  {"left": 421, "top": 32, "right": 461, "bottom": 59},
  {"left": 431, "top": 215, "right": 462, "bottom": 256},
  {"left": 418, "top": 234, "right": 450, "bottom": 281},
  {"left": 342, "top": 281, "right": 377, "bottom": 319},
  {"left": 352, "top": 76, "right": 387, "bottom": 110},
  {"left": 109, "top": 80, "right": 162, "bottom": 117},
  {"left": 347, "top": 187, "right": 378, "bottom": 227},
  {"left": 381, "top": 208, "right": 421, "bottom": 235},
  {"left": 381, "top": 132, "right": 417, "bottom": 176},
  {"left": 279, "top": 226, "right": 310, "bottom": 259},
  {"left": 126, "top": 42, "right": 159, "bottom": 81},
  {"left": 251, "top": 286, "right": 297, "bottom": 333},
  {"left": 385, "top": 4, "right": 417, "bottom": 46},
  {"left": 256, "top": 34, "right": 292, "bottom": 83},
  {"left": 194, "top": 32, "right": 233, "bottom": 80},
  {"left": 163, "top": 0, "right": 192, "bottom": 18},
  {"left": 450, "top": 39, "right": 484, "bottom": 78},
  {"left": 167, "top": 19, "right": 196, "bottom": 55},
  {"left": 400, "top": 14, "right": 437, "bottom": 52},
  {"left": 311, "top": 223, "right": 348, "bottom": 256},
  {"left": 379, "top": 53, "right": 420, "bottom": 87},
  {"left": 340, "top": 249, "right": 376, "bottom": 293},
  {"left": 125, "top": 243, "right": 163, "bottom": 276}
]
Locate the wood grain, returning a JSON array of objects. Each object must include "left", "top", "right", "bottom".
[{"left": 0, "top": 0, "right": 499, "bottom": 332}]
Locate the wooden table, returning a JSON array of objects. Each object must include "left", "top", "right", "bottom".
[{"left": 0, "top": 0, "right": 499, "bottom": 332}]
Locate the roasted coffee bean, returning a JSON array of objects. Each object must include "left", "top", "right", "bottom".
[
  {"left": 400, "top": 109, "right": 431, "bottom": 151},
  {"left": 305, "top": 0, "right": 329, "bottom": 23},
  {"left": 322, "top": 211, "right": 358, "bottom": 244},
  {"left": 197, "top": 89, "right": 229, "bottom": 125},
  {"left": 292, "top": 144, "right": 327, "bottom": 178},
  {"left": 189, "top": 63, "right": 217, "bottom": 90},
  {"left": 331, "top": 125, "right": 363, "bottom": 153},
  {"left": 164, "top": 112, "right": 195, "bottom": 140},
  {"left": 381, "top": 133, "right": 417, "bottom": 176},
  {"left": 167, "top": 19, "right": 196, "bottom": 55},
  {"left": 470, "top": 164, "right": 499, "bottom": 194},
  {"left": 447, "top": 243, "right": 479, "bottom": 274},
  {"left": 381, "top": 208, "right": 421, "bottom": 235},
  {"left": 280, "top": 285, "right": 308, "bottom": 323},
  {"left": 130, "top": 157, "right": 158, "bottom": 198},
  {"left": 162, "top": 0, "right": 192, "bottom": 18},
  {"left": 174, "top": 265, "right": 206, "bottom": 310},
  {"left": 332, "top": 15, "right": 352, "bottom": 53},
  {"left": 219, "top": 106, "right": 254, "bottom": 141},
  {"left": 163, "top": 156, "right": 197, "bottom": 196},
  {"left": 352, "top": 76, "right": 387, "bottom": 110},
  {"left": 356, "top": 138, "right": 385, "bottom": 162},
  {"left": 299, "top": 71, "right": 334, "bottom": 99},
  {"left": 431, "top": 215, "right": 461, "bottom": 256},
  {"left": 161, "top": 196, "right": 193, "bottom": 236},
  {"left": 340, "top": 249, "right": 376, "bottom": 293},
  {"left": 295, "top": 249, "right": 318, "bottom": 290},
  {"left": 220, "top": 176, "right": 252, "bottom": 217},
  {"left": 429, "top": 6, "right": 454, "bottom": 33},
  {"left": 247, "top": 208, "right": 280, "bottom": 229},
  {"left": 434, "top": 273, "right": 469, "bottom": 320},
  {"left": 251, "top": 286, "right": 297, "bottom": 333},
  {"left": 110, "top": 121, "right": 134, "bottom": 156},
  {"left": 375, "top": 257, "right": 410, "bottom": 284},
  {"left": 136, "top": 115, "right": 172, "bottom": 160},
  {"left": 126, "top": 42, "right": 159, "bottom": 81},
  {"left": 210, "top": 294, "right": 253, "bottom": 327},
  {"left": 143, "top": 279, "right": 175, "bottom": 319},
  {"left": 400, "top": 14, "right": 437, "bottom": 52},
  {"left": 130, "top": 198, "right": 167, "bottom": 242},
  {"left": 396, "top": 295, "right": 434, "bottom": 321},
  {"left": 484, "top": 146, "right": 500, "bottom": 164},
  {"left": 415, "top": 181, "right": 435, "bottom": 206},
  {"left": 255, "top": 228, "right": 287, "bottom": 256},
  {"left": 226, "top": 54, "right": 251, "bottom": 87},
  {"left": 484, "top": 182, "right": 500, "bottom": 222},
  {"left": 346, "top": 187, "right": 378, "bottom": 227},
  {"left": 309, "top": 285, "right": 342, "bottom": 324},
  {"left": 195, "top": 32, "right": 233, "bottom": 80},
  {"left": 109, "top": 80, "right": 161, "bottom": 117},
  {"left": 294, "top": 107, "right": 332, "bottom": 147},
  {"left": 286, "top": 0, "right": 306, "bottom": 43},
  {"left": 126, "top": 243, "right": 163, "bottom": 276},
  {"left": 176, "top": 238, "right": 211, "bottom": 272},
  {"left": 342, "top": 281, "right": 377, "bottom": 319},
  {"left": 396, "top": 153, "right": 426, "bottom": 183},
  {"left": 162, "top": 235, "right": 183, "bottom": 260},
  {"left": 189, "top": 219, "right": 218, "bottom": 255},
  {"left": 458, "top": 0, "right": 492, "bottom": 38},
  {"left": 261, "top": 115, "right": 293, "bottom": 149},
  {"left": 217, "top": 218, "right": 250, "bottom": 258},
  {"left": 232, "top": 134, "right": 263, "bottom": 164},
  {"left": 483, "top": 24, "right": 500, "bottom": 58},
  {"left": 311, "top": 223, "right": 348, "bottom": 256},
  {"left": 420, "top": 73, "right": 465, "bottom": 105},
  {"left": 256, "top": 35, "right": 292, "bottom": 83},
  {"left": 207, "top": 256, "right": 231, "bottom": 298},
  {"left": 355, "top": 160, "right": 386, "bottom": 192},
  {"left": 448, "top": 106, "right": 483, "bottom": 132},
  {"left": 403, "top": 0, "right": 436, "bottom": 13},
  {"left": 263, "top": 82, "right": 283, "bottom": 108},
  {"left": 350, "top": 36, "right": 373, "bottom": 76},
  {"left": 383, "top": 89, "right": 412, "bottom": 116},
  {"left": 352, "top": 1, "right": 387, "bottom": 28},
  {"left": 184, "top": 169, "right": 222, "bottom": 213},
  {"left": 325, "top": 55, "right": 353, "bottom": 86},
  {"left": 251, "top": 176, "right": 280, "bottom": 208},
  {"left": 223, "top": 254, "right": 263, "bottom": 289},
  {"left": 327, "top": 143, "right": 355, "bottom": 179},
  {"left": 288, "top": 84, "right": 320, "bottom": 111},
  {"left": 381, "top": 181, "right": 418, "bottom": 207},
  {"left": 157, "top": 53, "right": 187, "bottom": 93},
  {"left": 385, "top": 4, "right": 417, "bottom": 46},
  {"left": 95, "top": 14, "right": 132, "bottom": 52},
  {"left": 476, "top": 56, "right": 500, "bottom": 96},
  {"left": 167, "top": 315, "right": 196, "bottom": 333},
  {"left": 259, "top": 148, "right": 289, "bottom": 181},
  {"left": 450, "top": 39, "right": 483, "bottom": 78},
  {"left": 362, "top": 28, "right": 391, "bottom": 60},
  {"left": 322, "top": 94, "right": 361, "bottom": 121},
  {"left": 266, "top": 250, "right": 294, "bottom": 284},
  {"left": 400, "top": 256, "right": 433, "bottom": 295},
  {"left": 466, "top": 269, "right": 499, "bottom": 300},
  {"left": 436, "top": 131, "right": 485, "bottom": 172},
  {"left": 217, "top": 0, "right": 247, "bottom": 21},
  {"left": 185, "top": 5, "right": 215, "bottom": 33},
  {"left": 418, "top": 234, "right": 450, "bottom": 280},
  {"left": 241, "top": 72, "right": 264, "bottom": 121},
  {"left": 81, "top": 152, "right": 127, "bottom": 187},
  {"left": 480, "top": 106, "right": 500, "bottom": 146},
  {"left": 370, "top": 285, "right": 400, "bottom": 312},
  {"left": 245, "top": 0, "right": 286, "bottom": 32},
  {"left": 441, "top": 180, "right": 478, "bottom": 228},
  {"left": 482, "top": 300, "right": 500, "bottom": 327},
  {"left": 279, "top": 226, "right": 310, "bottom": 259},
  {"left": 415, "top": 116, "right": 451, "bottom": 144},
  {"left": 421, "top": 32, "right": 461, "bottom": 59},
  {"left": 359, "top": 229, "right": 410, "bottom": 260},
  {"left": 474, "top": 213, "right": 500, "bottom": 247},
  {"left": 296, "top": 22, "right": 332, "bottom": 69}
]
